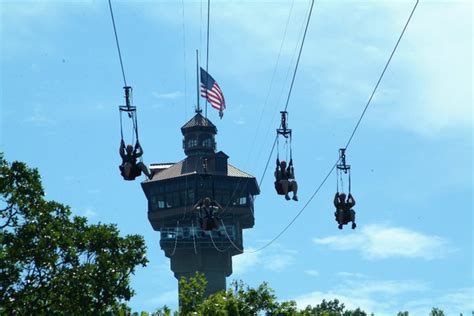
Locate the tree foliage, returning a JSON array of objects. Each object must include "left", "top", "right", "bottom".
[
  {"left": 178, "top": 272, "right": 207, "bottom": 314},
  {"left": 175, "top": 273, "right": 367, "bottom": 315},
  {"left": 429, "top": 307, "right": 445, "bottom": 316},
  {"left": 0, "top": 154, "right": 148, "bottom": 314}
]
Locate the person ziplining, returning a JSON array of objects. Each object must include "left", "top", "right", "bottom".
[
  {"left": 119, "top": 139, "right": 151, "bottom": 181},
  {"left": 193, "top": 158, "right": 222, "bottom": 231},
  {"left": 193, "top": 197, "right": 222, "bottom": 231},
  {"left": 118, "top": 86, "right": 152, "bottom": 181},
  {"left": 274, "top": 111, "right": 298, "bottom": 201},
  {"left": 108, "top": 1, "right": 151, "bottom": 181},
  {"left": 334, "top": 148, "right": 356, "bottom": 229}
]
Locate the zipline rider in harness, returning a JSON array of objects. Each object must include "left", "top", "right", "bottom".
[
  {"left": 193, "top": 197, "right": 221, "bottom": 231},
  {"left": 119, "top": 139, "right": 152, "bottom": 180},
  {"left": 274, "top": 111, "right": 298, "bottom": 201},
  {"left": 117, "top": 86, "right": 152, "bottom": 181},
  {"left": 334, "top": 148, "right": 356, "bottom": 229},
  {"left": 334, "top": 192, "right": 356, "bottom": 230},
  {"left": 275, "top": 158, "right": 298, "bottom": 201}
]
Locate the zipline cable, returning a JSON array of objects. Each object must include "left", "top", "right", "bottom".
[
  {"left": 198, "top": 0, "right": 305, "bottom": 218},
  {"left": 283, "top": 0, "right": 314, "bottom": 112},
  {"left": 192, "top": 221, "right": 198, "bottom": 255},
  {"left": 254, "top": 0, "right": 309, "bottom": 175},
  {"left": 222, "top": 160, "right": 339, "bottom": 253},
  {"left": 344, "top": 0, "right": 419, "bottom": 150},
  {"left": 257, "top": 0, "right": 315, "bottom": 189},
  {"left": 220, "top": 219, "right": 246, "bottom": 252},
  {"left": 218, "top": 2, "right": 296, "bottom": 218},
  {"left": 169, "top": 221, "right": 180, "bottom": 257},
  {"left": 258, "top": 135, "right": 278, "bottom": 188},
  {"left": 209, "top": 231, "right": 227, "bottom": 252},
  {"left": 223, "top": 0, "right": 419, "bottom": 254},
  {"left": 108, "top": 0, "right": 128, "bottom": 87},
  {"left": 245, "top": 0, "right": 295, "bottom": 169}
]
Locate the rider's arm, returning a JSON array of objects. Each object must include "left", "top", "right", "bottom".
[
  {"left": 134, "top": 141, "right": 143, "bottom": 158},
  {"left": 287, "top": 165, "right": 295, "bottom": 179},
  {"left": 192, "top": 199, "right": 202, "bottom": 210},
  {"left": 347, "top": 194, "right": 356, "bottom": 207}
]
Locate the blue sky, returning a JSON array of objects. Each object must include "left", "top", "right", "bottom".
[{"left": 1, "top": 0, "right": 472, "bottom": 314}]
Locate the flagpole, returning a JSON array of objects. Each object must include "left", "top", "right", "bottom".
[
  {"left": 205, "top": 0, "right": 210, "bottom": 118},
  {"left": 196, "top": 49, "right": 201, "bottom": 114}
]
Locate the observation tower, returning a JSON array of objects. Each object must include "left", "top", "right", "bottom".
[{"left": 141, "top": 112, "right": 259, "bottom": 297}]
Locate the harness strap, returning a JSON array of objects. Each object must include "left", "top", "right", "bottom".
[
  {"left": 289, "top": 133, "right": 293, "bottom": 160},
  {"left": 119, "top": 109, "right": 124, "bottom": 141},
  {"left": 348, "top": 168, "right": 352, "bottom": 194}
]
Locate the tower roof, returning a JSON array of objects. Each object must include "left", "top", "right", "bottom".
[
  {"left": 148, "top": 160, "right": 254, "bottom": 181},
  {"left": 181, "top": 113, "right": 217, "bottom": 135}
]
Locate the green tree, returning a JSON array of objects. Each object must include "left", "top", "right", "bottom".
[
  {"left": 301, "top": 299, "right": 345, "bottom": 315},
  {"left": 397, "top": 312, "right": 409, "bottom": 316},
  {"left": 174, "top": 274, "right": 371, "bottom": 315},
  {"left": 153, "top": 305, "right": 172, "bottom": 316},
  {"left": 198, "top": 290, "right": 240, "bottom": 316},
  {"left": 178, "top": 272, "right": 207, "bottom": 315},
  {"left": 343, "top": 307, "right": 367, "bottom": 316},
  {"left": 298, "top": 299, "right": 367, "bottom": 316},
  {"left": 273, "top": 300, "right": 298, "bottom": 315},
  {"left": 0, "top": 155, "right": 148, "bottom": 314},
  {"left": 232, "top": 280, "right": 280, "bottom": 314},
  {"left": 177, "top": 275, "right": 299, "bottom": 315},
  {"left": 430, "top": 308, "right": 445, "bottom": 316}
]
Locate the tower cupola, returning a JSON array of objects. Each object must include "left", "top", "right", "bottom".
[{"left": 181, "top": 113, "right": 217, "bottom": 157}]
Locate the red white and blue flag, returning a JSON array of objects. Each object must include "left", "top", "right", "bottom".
[{"left": 200, "top": 67, "right": 226, "bottom": 118}]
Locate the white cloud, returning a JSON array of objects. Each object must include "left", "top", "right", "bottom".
[
  {"left": 83, "top": 208, "right": 97, "bottom": 218},
  {"left": 304, "top": 269, "right": 320, "bottom": 277},
  {"left": 379, "top": 0, "right": 473, "bottom": 136},
  {"left": 232, "top": 246, "right": 297, "bottom": 275},
  {"left": 265, "top": 250, "right": 296, "bottom": 272},
  {"left": 232, "top": 248, "right": 261, "bottom": 275},
  {"left": 436, "top": 287, "right": 474, "bottom": 315},
  {"left": 0, "top": 1, "right": 97, "bottom": 58},
  {"left": 293, "top": 278, "right": 429, "bottom": 316},
  {"left": 152, "top": 91, "right": 184, "bottom": 100},
  {"left": 313, "top": 224, "right": 451, "bottom": 260},
  {"left": 294, "top": 282, "right": 473, "bottom": 316},
  {"left": 23, "top": 104, "right": 52, "bottom": 125},
  {"left": 233, "top": 119, "right": 246, "bottom": 125},
  {"left": 336, "top": 271, "right": 365, "bottom": 278},
  {"left": 399, "top": 287, "right": 474, "bottom": 316},
  {"left": 352, "top": 279, "right": 428, "bottom": 296}
]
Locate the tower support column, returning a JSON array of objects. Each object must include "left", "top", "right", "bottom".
[{"left": 169, "top": 249, "right": 232, "bottom": 297}]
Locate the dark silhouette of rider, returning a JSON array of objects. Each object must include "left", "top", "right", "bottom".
[
  {"left": 334, "top": 192, "right": 356, "bottom": 230},
  {"left": 194, "top": 197, "right": 221, "bottom": 231},
  {"left": 119, "top": 139, "right": 152, "bottom": 180},
  {"left": 275, "top": 158, "right": 298, "bottom": 201}
]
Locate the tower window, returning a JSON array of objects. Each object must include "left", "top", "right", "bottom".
[
  {"left": 187, "top": 138, "right": 198, "bottom": 148},
  {"left": 202, "top": 137, "right": 212, "bottom": 147}
]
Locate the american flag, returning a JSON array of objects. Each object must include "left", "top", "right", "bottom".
[{"left": 200, "top": 67, "right": 226, "bottom": 118}]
